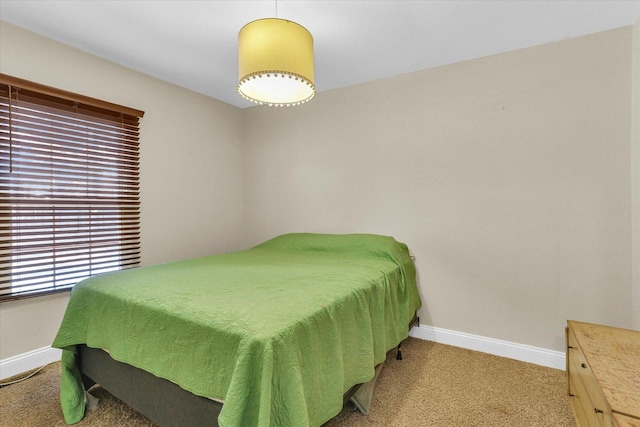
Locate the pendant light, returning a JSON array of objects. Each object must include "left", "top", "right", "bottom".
[{"left": 237, "top": 14, "right": 315, "bottom": 107}]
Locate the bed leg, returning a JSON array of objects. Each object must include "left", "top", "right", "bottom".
[{"left": 396, "top": 314, "right": 418, "bottom": 361}]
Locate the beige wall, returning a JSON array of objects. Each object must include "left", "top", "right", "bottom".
[
  {"left": 0, "top": 22, "right": 246, "bottom": 359},
  {"left": 243, "top": 27, "right": 634, "bottom": 352},
  {"left": 633, "top": 16, "right": 640, "bottom": 330}
]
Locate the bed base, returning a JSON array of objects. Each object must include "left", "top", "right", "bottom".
[
  {"left": 77, "top": 314, "right": 420, "bottom": 427},
  {"left": 79, "top": 344, "right": 221, "bottom": 426}
]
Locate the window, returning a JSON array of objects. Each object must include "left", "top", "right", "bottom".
[{"left": 0, "top": 74, "right": 144, "bottom": 301}]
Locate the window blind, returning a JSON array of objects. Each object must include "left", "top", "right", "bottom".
[{"left": 0, "top": 74, "right": 144, "bottom": 301}]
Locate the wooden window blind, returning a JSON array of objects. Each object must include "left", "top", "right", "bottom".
[{"left": 0, "top": 74, "right": 144, "bottom": 301}]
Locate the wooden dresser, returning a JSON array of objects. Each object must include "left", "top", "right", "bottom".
[{"left": 566, "top": 320, "right": 640, "bottom": 427}]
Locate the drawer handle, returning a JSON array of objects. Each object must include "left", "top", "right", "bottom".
[
  {"left": 595, "top": 408, "right": 603, "bottom": 414},
  {"left": 581, "top": 363, "right": 586, "bottom": 369}
]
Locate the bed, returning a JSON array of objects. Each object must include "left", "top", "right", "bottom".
[{"left": 52, "top": 233, "right": 422, "bottom": 426}]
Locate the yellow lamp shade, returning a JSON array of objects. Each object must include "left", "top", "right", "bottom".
[{"left": 238, "top": 18, "right": 315, "bottom": 107}]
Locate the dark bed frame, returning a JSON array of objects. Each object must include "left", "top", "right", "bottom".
[{"left": 78, "top": 314, "right": 419, "bottom": 427}]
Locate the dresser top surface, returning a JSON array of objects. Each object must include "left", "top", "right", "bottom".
[
  {"left": 567, "top": 320, "right": 640, "bottom": 420},
  {"left": 613, "top": 413, "right": 640, "bottom": 427}
]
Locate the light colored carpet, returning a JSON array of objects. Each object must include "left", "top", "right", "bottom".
[{"left": 0, "top": 337, "right": 575, "bottom": 426}]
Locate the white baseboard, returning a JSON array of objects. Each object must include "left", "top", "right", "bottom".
[
  {"left": 0, "top": 346, "right": 62, "bottom": 381},
  {"left": 0, "top": 326, "right": 565, "bottom": 380},
  {"left": 409, "top": 324, "right": 566, "bottom": 370}
]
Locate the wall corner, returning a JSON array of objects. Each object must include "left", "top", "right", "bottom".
[{"left": 632, "top": 16, "right": 640, "bottom": 330}]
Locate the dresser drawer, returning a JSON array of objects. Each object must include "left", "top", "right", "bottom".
[
  {"left": 569, "top": 353, "right": 615, "bottom": 426},
  {"left": 567, "top": 328, "right": 615, "bottom": 427},
  {"left": 568, "top": 354, "right": 598, "bottom": 427}
]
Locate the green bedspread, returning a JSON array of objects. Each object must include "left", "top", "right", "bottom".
[{"left": 52, "top": 233, "right": 422, "bottom": 426}]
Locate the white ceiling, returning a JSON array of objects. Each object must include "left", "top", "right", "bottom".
[{"left": 1, "top": 1, "right": 639, "bottom": 109}]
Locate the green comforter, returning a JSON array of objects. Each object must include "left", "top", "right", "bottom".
[{"left": 52, "top": 233, "right": 422, "bottom": 426}]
